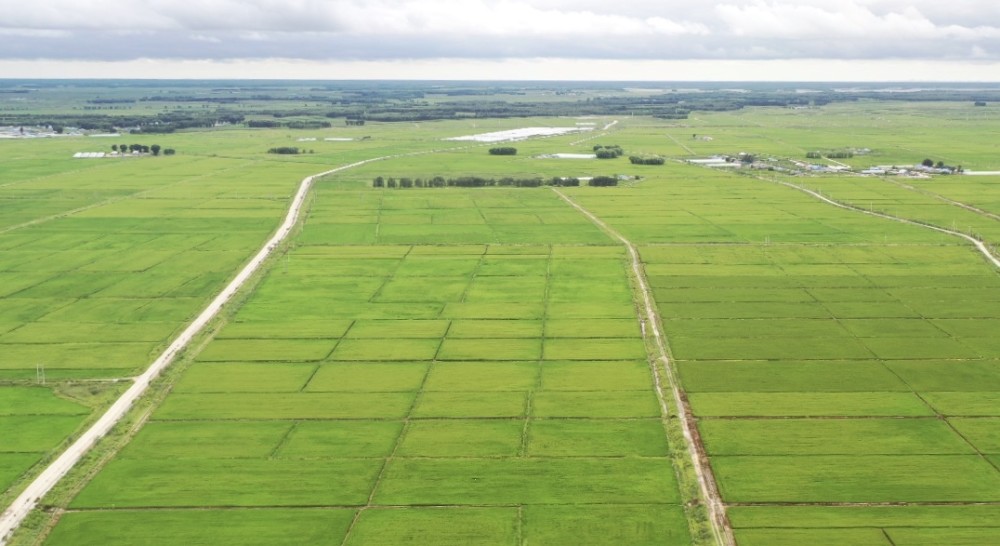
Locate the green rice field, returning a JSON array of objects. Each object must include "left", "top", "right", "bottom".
[{"left": 4, "top": 99, "right": 1000, "bottom": 545}]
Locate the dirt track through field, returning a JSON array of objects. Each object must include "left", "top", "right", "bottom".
[
  {"left": 764, "top": 176, "right": 1000, "bottom": 270},
  {"left": 552, "top": 188, "right": 734, "bottom": 546},
  {"left": 879, "top": 176, "right": 1000, "bottom": 223},
  {"left": 0, "top": 153, "right": 415, "bottom": 544}
]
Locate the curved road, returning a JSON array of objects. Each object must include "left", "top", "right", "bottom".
[{"left": 0, "top": 158, "right": 381, "bottom": 544}]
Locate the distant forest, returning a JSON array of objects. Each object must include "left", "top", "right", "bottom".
[{"left": 2, "top": 80, "right": 999, "bottom": 132}]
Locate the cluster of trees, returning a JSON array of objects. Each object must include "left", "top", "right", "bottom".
[
  {"left": 488, "top": 147, "right": 517, "bottom": 156},
  {"left": 920, "top": 158, "right": 962, "bottom": 172},
  {"left": 345, "top": 119, "right": 366, "bottom": 126},
  {"left": 267, "top": 147, "right": 315, "bottom": 155},
  {"left": 588, "top": 176, "right": 619, "bottom": 187},
  {"left": 806, "top": 150, "right": 854, "bottom": 159},
  {"left": 594, "top": 144, "right": 624, "bottom": 159},
  {"left": 135, "top": 111, "right": 245, "bottom": 134},
  {"left": 629, "top": 155, "right": 666, "bottom": 165},
  {"left": 111, "top": 144, "right": 172, "bottom": 156},
  {"left": 372, "top": 176, "right": 583, "bottom": 188}
]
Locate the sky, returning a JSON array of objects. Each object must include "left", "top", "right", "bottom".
[{"left": 1, "top": 0, "right": 999, "bottom": 80}]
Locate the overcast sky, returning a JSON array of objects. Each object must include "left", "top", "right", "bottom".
[{"left": 2, "top": 0, "right": 999, "bottom": 80}]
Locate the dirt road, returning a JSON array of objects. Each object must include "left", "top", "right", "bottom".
[
  {"left": 552, "top": 188, "right": 735, "bottom": 546},
  {"left": 0, "top": 159, "right": 379, "bottom": 544}
]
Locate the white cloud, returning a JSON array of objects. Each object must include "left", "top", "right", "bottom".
[{"left": 0, "top": 0, "right": 999, "bottom": 65}]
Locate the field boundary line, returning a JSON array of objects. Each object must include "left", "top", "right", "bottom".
[
  {"left": 0, "top": 155, "right": 395, "bottom": 544},
  {"left": 759, "top": 176, "right": 1000, "bottom": 269},
  {"left": 0, "top": 160, "right": 257, "bottom": 236},
  {"left": 551, "top": 188, "right": 734, "bottom": 546},
  {"left": 879, "top": 176, "right": 1000, "bottom": 223}
]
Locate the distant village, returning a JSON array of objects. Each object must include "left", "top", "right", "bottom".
[{"left": 687, "top": 148, "right": 966, "bottom": 178}]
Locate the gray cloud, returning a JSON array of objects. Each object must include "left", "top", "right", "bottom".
[{"left": 0, "top": 0, "right": 998, "bottom": 62}]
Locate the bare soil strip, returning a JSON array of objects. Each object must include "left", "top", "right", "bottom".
[{"left": 552, "top": 188, "right": 734, "bottom": 546}]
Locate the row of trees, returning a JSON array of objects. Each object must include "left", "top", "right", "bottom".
[
  {"left": 267, "top": 147, "right": 314, "bottom": 155},
  {"left": 629, "top": 155, "right": 665, "bottom": 165},
  {"left": 594, "top": 144, "right": 624, "bottom": 159},
  {"left": 248, "top": 120, "right": 331, "bottom": 129},
  {"left": 806, "top": 150, "right": 854, "bottom": 159},
  {"left": 488, "top": 147, "right": 517, "bottom": 155},
  {"left": 111, "top": 144, "right": 173, "bottom": 156},
  {"left": 372, "top": 176, "right": 591, "bottom": 188}
]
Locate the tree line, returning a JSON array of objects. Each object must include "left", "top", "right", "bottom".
[
  {"left": 371, "top": 175, "right": 614, "bottom": 188},
  {"left": 629, "top": 155, "right": 665, "bottom": 165},
  {"left": 248, "top": 120, "right": 332, "bottom": 129},
  {"left": 111, "top": 144, "right": 173, "bottom": 156},
  {"left": 268, "top": 147, "right": 315, "bottom": 155},
  {"left": 489, "top": 147, "right": 517, "bottom": 155},
  {"left": 807, "top": 149, "right": 854, "bottom": 159}
]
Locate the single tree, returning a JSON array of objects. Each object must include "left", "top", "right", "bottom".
[
  {"left": 151, "top": 144, "right": 161, "bottom": 156},
  {"left": 921, "top": 158, "right": 934, "bottom": 168}
]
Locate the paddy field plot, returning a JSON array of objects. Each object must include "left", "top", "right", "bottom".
[
  {"left": 0, "top": 136, "right": 341, "bottom": 508},
  {"left": 13, "top": 106, "right": 1000, "bottom": 545},
  {"left": 553, "top": 130, "right": 1000, "bottom": 543},
  {"left": 46, "top": 167, "right": 695, "bottom": 544}
]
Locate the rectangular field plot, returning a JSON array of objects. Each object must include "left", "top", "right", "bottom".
[
  {"left": 713, "top": 455, "right": 1000, "bottom": 503},
  {"left": 46, "top": 509, "right": 356, "bottom": 546},
  {"left": 734, "top": 528, "right": 892, "bottom": 546},
  {"left": 70, "top": 458, "right": 383, "bottom": 508},
  {"left": 173, "top": 363, "right": 318, "bottom": 393},
  {"left": 523, "top": 505, "right": 691, "bottom": 546},
  {"left": 276, "top": 420, "right": 404, "bottom": 459},
  {"left": 0, "top": 453, "right": 42, "bottom": 493},
  {"left": 0, "top": 415, "right": 84, "bottom": 452},
  {"left": 345, "top": 508, "right": 518, "bottom": 546},
  {"left": 305, "top": 362, "right": 429, "bottom": 392},
  {"left": 398, "top": 420, "right": 523, "bottom": 457},
  {"left": 423, "top": 362, "right": 537, "bottom": 391},
  {"left": 646, "top": 240, "right": 1000, "bottom": 534},
  {"left": 689, "top": 392, "right": 935, "bottom": 417},
  {"left": 526, "top": 419, "right": 669, "bottom": 457},
  {"left": 678, "top": 361, "right": 909, "bottom": 392},
  {"left": 117, "top": 421, "right": 292, "bottom": 460},
  {"left": 154, "top": 393, "right": 416, "bottom": 420},
  {"left": 50, "top": 229, "right": 692, "bottom": 545},
  {"left": 196, "top": 339, "right": 338, "bottom": 361},
  {"left": 699, "top": 419, "right": 973, "bottom": 456},
  {"left": 374, "top": 458, "right": 679, "bottom": 505}
]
